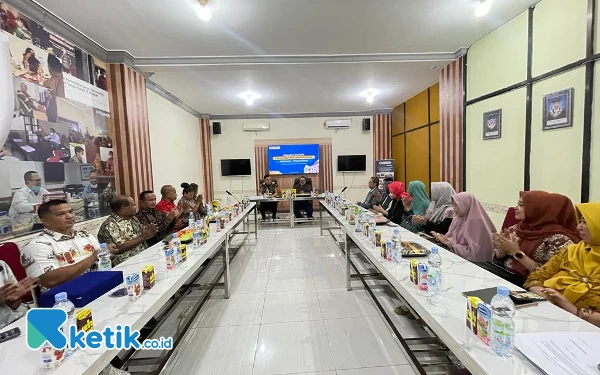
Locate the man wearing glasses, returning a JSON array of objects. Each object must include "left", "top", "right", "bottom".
[{"left": 8, "top": 171, "right": 49, "bottom": 226}]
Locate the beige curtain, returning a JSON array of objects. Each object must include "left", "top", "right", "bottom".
[
  {"left": 199, "top": 118, "right": 214, "bottom": 201},
  {"left": 373, "top": 114, "right": 392, "bottom": 170}
]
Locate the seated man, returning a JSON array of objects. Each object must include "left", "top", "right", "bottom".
[
  {"left": 1, "top": 261, "right": 36, "bottom": 329},
  {"left": 379, "top": 177, "right": 395, "bottom": 211},
  {"left": 259, "top": 174, "right": 280, "bottom": 221},
  {"left": 20, "top": 200, "right": 131, "bottom": 375},
  {"left": 156, "top": 185, "right": 185, "bottom": 231},
  {"left": 357, "top": 176, "right": 383, "bottom": 209},
  {"left": 293, "top": 176, "right": 314, "bottom": 219},
  {"left": 81, "top": 169, "right": 99, "bottom": 200},
  {"left": 98, "top": 195, "right": 157, "bottom": 266},
  {"left": 136, "top": 190, "right": 179, "bottom": 246},
  {"left": 9, "top": 171, "right": 49, "bottom": 226}
]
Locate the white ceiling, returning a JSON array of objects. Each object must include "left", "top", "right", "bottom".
[{"left": 35, "top": 0, "right": 538, "bottom": 115}]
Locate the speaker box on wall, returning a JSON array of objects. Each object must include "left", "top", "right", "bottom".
[
  {"left": 213, "top": 122, "right": 222, "bottom": 135},
  {"left": 362, "top": 118, "right": 371, "bottom": 131}
]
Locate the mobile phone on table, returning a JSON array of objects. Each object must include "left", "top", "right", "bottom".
[{"left": 0, "top": 327, "right": 21, "bottom": 343}]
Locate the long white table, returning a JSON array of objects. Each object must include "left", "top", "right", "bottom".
[
  {"left": 0, "top": 203, "right": 257, "bottom": 375},
  {"left": 320, "top": 201, "right": 600, "bottom": 375}
]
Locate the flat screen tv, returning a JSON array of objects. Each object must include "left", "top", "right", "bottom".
[
  {"left": 337, "top": 155, "right": 367, "bottom": 172},
  {"left": 221, "top": 159, "right": 251, "bottom": 176},
  {"left": 43, "top": 162, "right": 65, "bottom": 182},
  {"left": 267, "top": 144, "right": 320, "bottom": 175}
]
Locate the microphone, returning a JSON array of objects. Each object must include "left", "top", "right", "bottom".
[
  {"left": 225, "top": 190, "right": 241, "bottom": 204},
  {"left": 338, "top": 186, "right": 348, "bottom": 196}
]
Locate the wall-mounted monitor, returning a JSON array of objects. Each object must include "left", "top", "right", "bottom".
[
  {"left": 221, "top": 159, "right": 252, "bottom": 176},
  {"left": 337, "top": 155, "right": 367, "bottom": 172},
  {"left": 268, "top": 144, "right": 320, "bottom": 175},
  {"left": 43, "top": 162, "right": 66, "bottom": 182}
]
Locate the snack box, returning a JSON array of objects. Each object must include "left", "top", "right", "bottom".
[
  {"left": 409, "top": 259, "right": 418, "bottom": 284},
  {"left": 465, "top": 296, "right": 483, "bottom": 335},
  {"left": 142, "top": 265, "right": 155, "bottom": 289},
  {"left": 126, "top": 273, "right": 142, "bottom": 301},
  {"left": 477, "top": 302, "right": 492, "bottom": 345},
  {"left": 41, "top": 342, "right": 66, "bottom": 370},
  {"left": 181, "top": 244, "right": 187, "bottom": 262},
  {"left": 76, "top": 308, "right": 94, "bottom": 333}
]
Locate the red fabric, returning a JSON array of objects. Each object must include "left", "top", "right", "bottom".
[
  {"left": 512, "top": 191, "right": 581, "bottom": 275},
  {"left": 156, "top": 199, "right": 176, "bottom": 214},
  {"left": 0, "top": 242, "right": 33, "bottom": 303},
  {"left": 501, "top": 207, "right": 520, "bottom": 230},
  {"left": 388, "top": 181, "right": 411, "bottom": 200}
]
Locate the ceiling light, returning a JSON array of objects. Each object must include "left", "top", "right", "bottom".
[
  {"left": 240, "top": 91, "right": 258, "bottom": 106},
  {"left": 475, "top": 0, "right": 492, "bottom": 17},
  {"left": 196, "top": 0, "right": 212, "bottom": 21},
  {"left": 360, "top": 89, "right": 380, "bottom": 103}
]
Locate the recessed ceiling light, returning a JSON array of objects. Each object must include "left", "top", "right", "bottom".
[
  {"left": 360, "top": 89, "right": 380, "bottom": 103},
  {"left": 240, "top": 91, "right": 259, "bottom": 106},
  {"left": 196, "top": 0, "right": 212, "bottom": 21},
  {"left": 475, "top": 0, "right": 492, "bottom": 17}
]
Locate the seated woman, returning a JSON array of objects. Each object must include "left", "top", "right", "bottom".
[
  {"left": 487, "top": 191, "right": 580, "bottom": 286},
  {"left": 413, "top": 182, "right": 455, "bottom": 235},
  {"left": 178, "top": 182, "right": 202, "bottom": 225},
  {"left": 372, "top": 181, "right": 411, "bottom": 225},
  {"left": 525, "top": 203, "right": 600, "bottom": 327},
  {"left": 189, "top": 182, "right": 206, "bottom": 217},
  {"left": 432, "top": 192, "right": 496, "bottom": 262},
  {"left": 400, "top": 181, "right": 430, "bottom": 233}
]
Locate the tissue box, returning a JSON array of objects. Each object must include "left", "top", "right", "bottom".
[{"left": 40, "top": 271, "right": 124, "bottom": 308}]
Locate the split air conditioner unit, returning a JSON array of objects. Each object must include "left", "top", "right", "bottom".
[
  {"left": 324, "top": 118, "right": 351, "bottom": 129},
  {"left": 242, "top": 122, "right": 270, "bottom": 132}
]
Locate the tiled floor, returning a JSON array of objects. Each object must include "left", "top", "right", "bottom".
[{"left": 164, "top": 225, "right": 418, "bottom": 375}]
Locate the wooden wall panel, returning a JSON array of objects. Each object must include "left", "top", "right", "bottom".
[
  {"left": 430, "top": 83, "right": 440, "bottom": 123},
  {"left": 405, "top": 90, "right": 429, "bottom": 130},
  {"left": 391, "top": 135, "right": 405, "bottom": 183},
  {"left": 430, "top": 123, "right": 441, "bottom": 183},
  {"left": 107, "top": 64, "right": 153, "bottom": 199},
  {"left": 373, "top": 113, "right": 392, "bottom": 168},
  {"left": 391, "top": 103, "right": 405, "bottom": 135},
  {"left": 406, "top": 128, "right": 430, "bottom": 193},
  {"left": 439, "top": 56, "right": 464, "bottom": 191}
]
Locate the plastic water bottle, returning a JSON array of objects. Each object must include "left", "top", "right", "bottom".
[
  {"left": 171, "top": 233, "right": 182, "bottom": 265},
  {"left": 392, "top": 231, "right": 402, "bottom": 263},
  {"left": 490, "top": 286, "right": 516, "bottom": 357},
  {"left": 427, "top": 248, "right": 443, "bottom": 300},
  {"left": 97, "top": 243, "right": 112, "bottom": 271},
  {"left": 188, "top": 211, "right": 195, "bottom": 229},
  {"left": 53, "top": 292, "right": 76, "bottom": 355}
]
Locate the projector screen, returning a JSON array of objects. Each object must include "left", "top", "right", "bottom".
[{"left": 268, "top": 144, "right": 320, "bottom": 175}]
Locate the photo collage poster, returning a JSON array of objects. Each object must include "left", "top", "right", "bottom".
[{"left": 0, "top": 2, "right": 117, "bottom": 233}]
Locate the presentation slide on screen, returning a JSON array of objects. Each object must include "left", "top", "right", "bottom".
[{"left": 268, "top": 144, "right": 320, "bottom": 175}]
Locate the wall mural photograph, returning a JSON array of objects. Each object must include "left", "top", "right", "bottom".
[{"left": 0, "top": 2, "right": 118, "bottom": 239}]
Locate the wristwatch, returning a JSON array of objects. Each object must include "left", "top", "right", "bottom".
[{"left": 514, "top": 251, "right": 525, "bottom": 260}]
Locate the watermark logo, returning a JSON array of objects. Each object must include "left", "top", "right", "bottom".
[{"left": 26, "top": 309, "right": 172, "bottom": 350}]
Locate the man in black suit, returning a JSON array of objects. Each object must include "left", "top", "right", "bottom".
[{"left": 293, "top": 176, "right": 313, "bottom": 219}]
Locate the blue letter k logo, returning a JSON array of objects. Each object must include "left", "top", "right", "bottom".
[{"left": 26, "top": 308, "right": 68, "bottom": 350}]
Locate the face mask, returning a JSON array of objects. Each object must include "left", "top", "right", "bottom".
[
  {"left": 30, "top": 185, "right": 41, "bottom": 194},
  {"left": 90, "top": 183, "right": 98, "bottom": 188}
]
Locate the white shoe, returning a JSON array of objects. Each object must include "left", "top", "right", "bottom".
[{"left": 101, "top": 364, "right": 131, "bottom": 375}]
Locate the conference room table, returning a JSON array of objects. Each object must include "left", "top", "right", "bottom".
[
  {"left": 0, "top": 203, "right": 258, "bottom": 375},
  {"left": 249, "top": 194, "right": 325, "bottom": 229},
  {"left": 320, "top": 200, "right": 600, "bottom": 375}
]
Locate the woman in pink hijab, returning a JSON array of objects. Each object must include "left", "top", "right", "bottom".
[{"left": 432, "top": 192, "right": 496, "bottom": 262}]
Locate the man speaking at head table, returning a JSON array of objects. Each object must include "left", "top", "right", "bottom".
[
  {"left": 293, "top": 176, "right": 314, "bottom": 219},
  {"left": 357, "top": 176, "right": 383, "bottom": 209}
]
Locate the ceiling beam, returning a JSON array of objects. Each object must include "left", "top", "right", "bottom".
[{"left": 210, "top": 109, "right": 392, "bottom": 120}]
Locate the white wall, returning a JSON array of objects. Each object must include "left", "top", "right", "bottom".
[
  {"left": 210, "top": 117, "right": 374, "bottom": 203},
  {"left": 147, "top": 89, "right": 203, "bottom": 195}
]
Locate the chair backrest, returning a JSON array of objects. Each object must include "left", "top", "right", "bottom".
[
  {"left": 293, "top": 177, "right": 313, "bottom": 186},
  {"left": 0, "top": 242, "right": 33, "bottom": 303},
  {"left": 502, "top": 207, "right": 521, "bottom": 230}
]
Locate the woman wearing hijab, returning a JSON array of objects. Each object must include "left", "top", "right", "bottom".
[
  {"left": 372, "top": 181, "right": 411, "bottom": 225},
  {"left": 432, "top": 192, "right": 496, "bottom": 262},
  {"left": 525, "top": 203, "right": 600, "bottom": 327},
  {"left": 489, "top": 191, "right": 580, "bottom": 285},
  {"left": 413, "top": 182, "right": 456, "bottom": 235},
  {"left": 400, "top": 181, "right": 430, "bottom": 233}
]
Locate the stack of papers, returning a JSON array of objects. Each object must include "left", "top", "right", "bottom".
[{"left": 516, "top": 332, "right": 600, "bottom": 375}]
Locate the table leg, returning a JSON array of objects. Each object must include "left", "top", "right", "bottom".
[
  {"left": 224, "top": 233, "right": 231, "bottom": 299},
  {"left": 254, "top": 205, "right": 258, "bottom": 239},
  {"left": 319, "top": 202, "right": 323, "bottom": 236},
  {"left": 290, "top": 199, "right": 294, "bottom": 228},
  {"left": 345, "top": 232, "right": 352, "bottom": 291}
]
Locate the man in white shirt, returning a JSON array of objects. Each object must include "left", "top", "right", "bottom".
[
  {"left": 8, "top": 171, "right": 49, "bottom": 226},
  {"left": 45, "top": 128, "right": 61, "bottom": 146}
]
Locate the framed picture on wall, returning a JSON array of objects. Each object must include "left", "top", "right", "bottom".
[
  {"left": 80, "top": 164, "right": 95, "bottom": 180},
  {"left": 482, "top": 109, "right": 502, "bottom": 140},
  {"left": 543, "top": 88, "right": 573, "bottom": 130}
]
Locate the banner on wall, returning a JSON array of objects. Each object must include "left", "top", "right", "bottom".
[{"left": 375, "top": 159, "right": 395, "bottom": 189}]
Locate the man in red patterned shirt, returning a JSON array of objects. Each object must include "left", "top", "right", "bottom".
[{"left": 156, "top": 185, "right": 185, "bottom": 231}]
